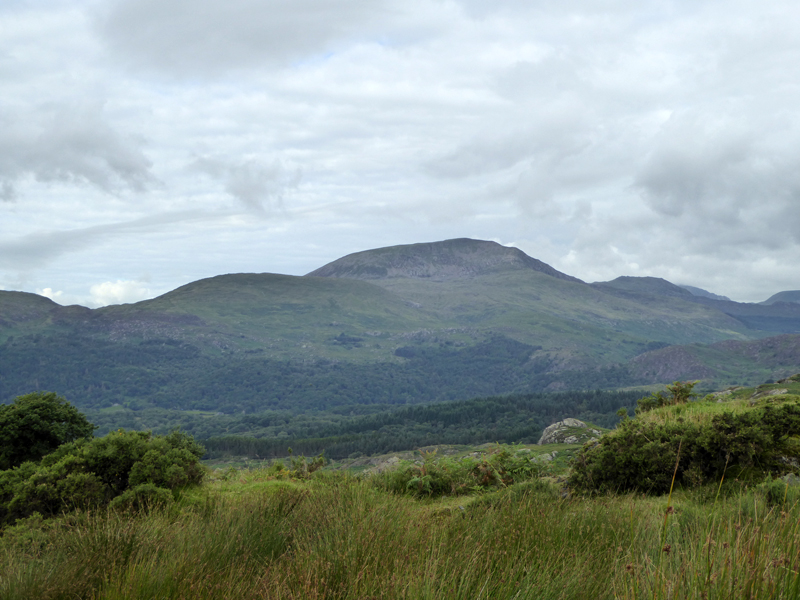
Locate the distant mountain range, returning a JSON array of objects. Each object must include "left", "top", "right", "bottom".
[
  {"left": 2, "top": 238, "right": 800, "bottom": 428},
  {"left": 761, "top": 290, "right": 800, "bottom": 305}
]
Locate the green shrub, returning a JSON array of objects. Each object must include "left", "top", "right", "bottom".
[
  {"left": 569, "top": 402, "right": 800, "bottom": 495},
  {"left": 108, "top": 483, "right": 175, "bottom": 513},
  {"left": 635, "top": 380, "right": 698, "bottom": 414},
  {"left": 0, "top": 429, "right": 205, "bottom": 526},
  {"left": 372, "top": 446, "right": 546, "bottom": 498}
]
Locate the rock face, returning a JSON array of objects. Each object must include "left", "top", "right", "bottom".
[
  {"left": 307, "top": 238, "right": 583, "bottom": 283},
  {"left": 537, "top": 418, "right": 603, "bottom": 445}
]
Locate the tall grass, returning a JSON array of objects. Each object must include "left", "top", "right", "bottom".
[{"left": 1, "top": 475, "right": 800, "bottom": 599}]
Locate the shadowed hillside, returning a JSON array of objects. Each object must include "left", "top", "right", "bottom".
[{"left": 1, "top": 239, "right": 799, "bottom": 427}]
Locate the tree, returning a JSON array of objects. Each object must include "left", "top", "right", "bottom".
[
  {"left": 635, "top": 381, "right": 699, "bottom": 414},
  {"left": 0, "top": 392, "right": 95, "bottom": 470}
]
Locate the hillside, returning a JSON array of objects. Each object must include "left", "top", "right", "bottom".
[
  {"left": 762, "top": 290, "right": 800, "bottom": 305},
  {"left": 307, "top": 238, "right": 582, "bottom": 283},
  {"left": 594, "top": 276, "right": 800, "bottom": 334},
  {"left": 679, "top": 284, "right": 731, "bottom": 301},
  {"left": 5, "top": 379, "right": 800, "bottom": 600},
  {"left": 1, "top": 238, "right": 800, "bottom": 429}
]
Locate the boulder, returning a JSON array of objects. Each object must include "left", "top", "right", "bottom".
[{"left": 538, "top": 418, "right": 603, "bottom": 445}]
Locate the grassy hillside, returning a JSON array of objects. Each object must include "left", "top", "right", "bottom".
[
  {"left": 4, "top": 377, "right": 800, "bottom": 599},
  {"left": 1, "top": 239, "right": 799, "bottom": 425},
  {"left": 96, "top": 273, "right": 447, "bottom": 362},
  {"left": 3, "top": 448, "right": 800, "bottom": 599},
  {"left": 376, "top": 268, "right": 752, "bottom": 368}
]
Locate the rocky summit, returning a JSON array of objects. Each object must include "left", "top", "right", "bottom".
[{"left": 307, "top": 238, "right": 582, "bottom": 282}]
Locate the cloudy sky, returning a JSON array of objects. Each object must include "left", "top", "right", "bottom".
[{"left": 2, "top": 0, "right": 799, "bottom": 306}]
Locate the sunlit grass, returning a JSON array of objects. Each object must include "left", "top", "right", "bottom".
[
  {"left": 634, "top": 388, "right": 800, "bottom": 429},
  {"left": 2, "top": 472, "right": 800, "bottom": 599}
]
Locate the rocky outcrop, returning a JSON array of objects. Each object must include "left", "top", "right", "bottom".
[
  {"left": 307, "top": 238, "right": 583, "bottom": 283},
  {"left": 537, "top": 418, "right": 603, "bottom": 445}
]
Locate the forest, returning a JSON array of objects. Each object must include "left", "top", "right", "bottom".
[{"left": 200, "top": 389, "right": 644, "bottom": 459}]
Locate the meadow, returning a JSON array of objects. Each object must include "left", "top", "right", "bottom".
[
  {"left": 2, "top": 458, "right": 800, "bottom": 600},
  {"left": 4, "top": 380, "right": 800, "bottom": 599}
]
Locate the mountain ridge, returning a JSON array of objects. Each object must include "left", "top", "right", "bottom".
[
  {"left": 307, "top": 238, "right": 583, "bottom": 283},
  {"left": 1, "top": 237, "right": 800, "bottom": 427},
  {"left": 762, "top": 290, "right": 800, "bottom": 306}
]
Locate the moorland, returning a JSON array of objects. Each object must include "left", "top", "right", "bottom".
[{"left": 3, "top": 378, "right": 800, "bottom": 599}]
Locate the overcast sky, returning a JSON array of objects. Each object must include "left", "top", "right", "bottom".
[{"left": 2, "top": 0, "right": 799, "bottom": 306}]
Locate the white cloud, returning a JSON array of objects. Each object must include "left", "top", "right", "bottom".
[
  {"left": 89, "top": 279, "right": 153, "bottom": 307},
  {"left": 36, "top": 287, "right": 63, "bottom": 302},
  {"left": 1, "top": 0, "right": 800, "bottom": 305}
]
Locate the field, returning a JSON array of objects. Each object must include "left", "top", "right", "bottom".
[
  {"left": 4, "top": 379, "right": 800, "bottom": 599},
  {"left": 3, "top": 452, "right": 800, "bottom": 599}
]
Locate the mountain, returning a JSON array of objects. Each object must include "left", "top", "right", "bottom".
[
  {"left": 593, "top": 275, "right": 800, "bottom": 335},
  {"left": 307, "top": 238, "right": 583, "bottom": 283},
  {"left": 630, "top": 334, "right": 800, "bottom": 384},
  {"left": 762, "top": 290, "right": 800, "bottom": 305},
  {"left": 592, "top": 276, "right": 695, "bottom": 300},
  {"left": 678, "top": 285, "right": 731, "bottom": 301},
  {"left": 311, "top": 241, "right": 754, "bottom": 366},
  {"left": 1, "top": 238, "right": 799, "bottom": 432}
]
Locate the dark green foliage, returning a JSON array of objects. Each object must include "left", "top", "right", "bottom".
[
  {"left": 635, "top": 380, "right": 698, "bottom": 414},
  {"left": 0, "top": 429, "right": 205, "bottom": 526},
  {"left": 108, "top": 483, "right": 175, "bottom": 513},
  {"left": 372, "top": 446, "right": 546, "bottom": 498},
  {"left": 569, "top": 403, "right": 800, "bottom": 495},
  {"left": 0, "top": 333, "right": 644, "bottom": 424},
  {"left": 201, "top": 389, "right": 642, "bottom": 459},
  {"left": 754, "top": 476, "right": 800, "bottom": 507},
  {"left": 0, "top": 392, "right": 95, "bottom": 470}
]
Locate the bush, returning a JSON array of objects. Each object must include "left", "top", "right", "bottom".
[
  {"left": 635, "top": 381, "right": 698, "bottom": 414},
  {"left": 371, "top": 446, "right": 546, "bottom": 498},
  {"left": 569, "top": 402, "right": 800, "bottom": 495},
  {"left": 0, "top": 429, "right": 205, "bottom": 526},
  {"left": 0, "top": 392, "right": 95, "bottom": 470},
  {"left": 108, "top": 483, "right": 175, "bottom": 513}
]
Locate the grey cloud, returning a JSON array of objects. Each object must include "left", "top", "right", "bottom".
[
  {"left": 634, "top": 110, "right": 800, "bottom": 240},
  {"left": 192, "top": 157, "right": 301, "bottom": 212},
  {"left": 0, "top": 103, "right": 155, "bottom": 200},
  {"left": 427, "top": 100, "right": 593, "bottom": 180},
  {"left": 0, "top": 211, "right": 215, "bottom": 269},
  {"left": 97, "top": 0, "right": 402, "bottom": 76}
]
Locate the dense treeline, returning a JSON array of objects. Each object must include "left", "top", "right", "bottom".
[
  {"left": 202, "top": 389, "right": 643, "bottom": 459},
  {"left": 0, "top": 333, "right": 644, "bottom": 418}
]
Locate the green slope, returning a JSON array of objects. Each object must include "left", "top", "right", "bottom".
[
  {"left": 372, "top": 268, "right": 751, "bottom": 367},
  {"left": 629, "top": 334, "right": 800, "bottom": 385},
  {"left": 1, "top": 238, "right": 799, "bottom": 422},
  {"left": 92, "top": 273, "right": 445, "bottom": 361}
]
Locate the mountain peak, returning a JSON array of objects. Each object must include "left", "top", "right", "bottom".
[
  {"left": 592, "top": 276, "right": 694, "bottom": 299},
  {"left": 306, "top": 238, "right": 583, "bottom": 283},
  {"left": 761, "top": 290, "right": 800, "bottom": 306}
]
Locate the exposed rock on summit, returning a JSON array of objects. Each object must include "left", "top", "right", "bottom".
[{"left": 307, "top": 238, "right": 583, "bottom": 283}]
